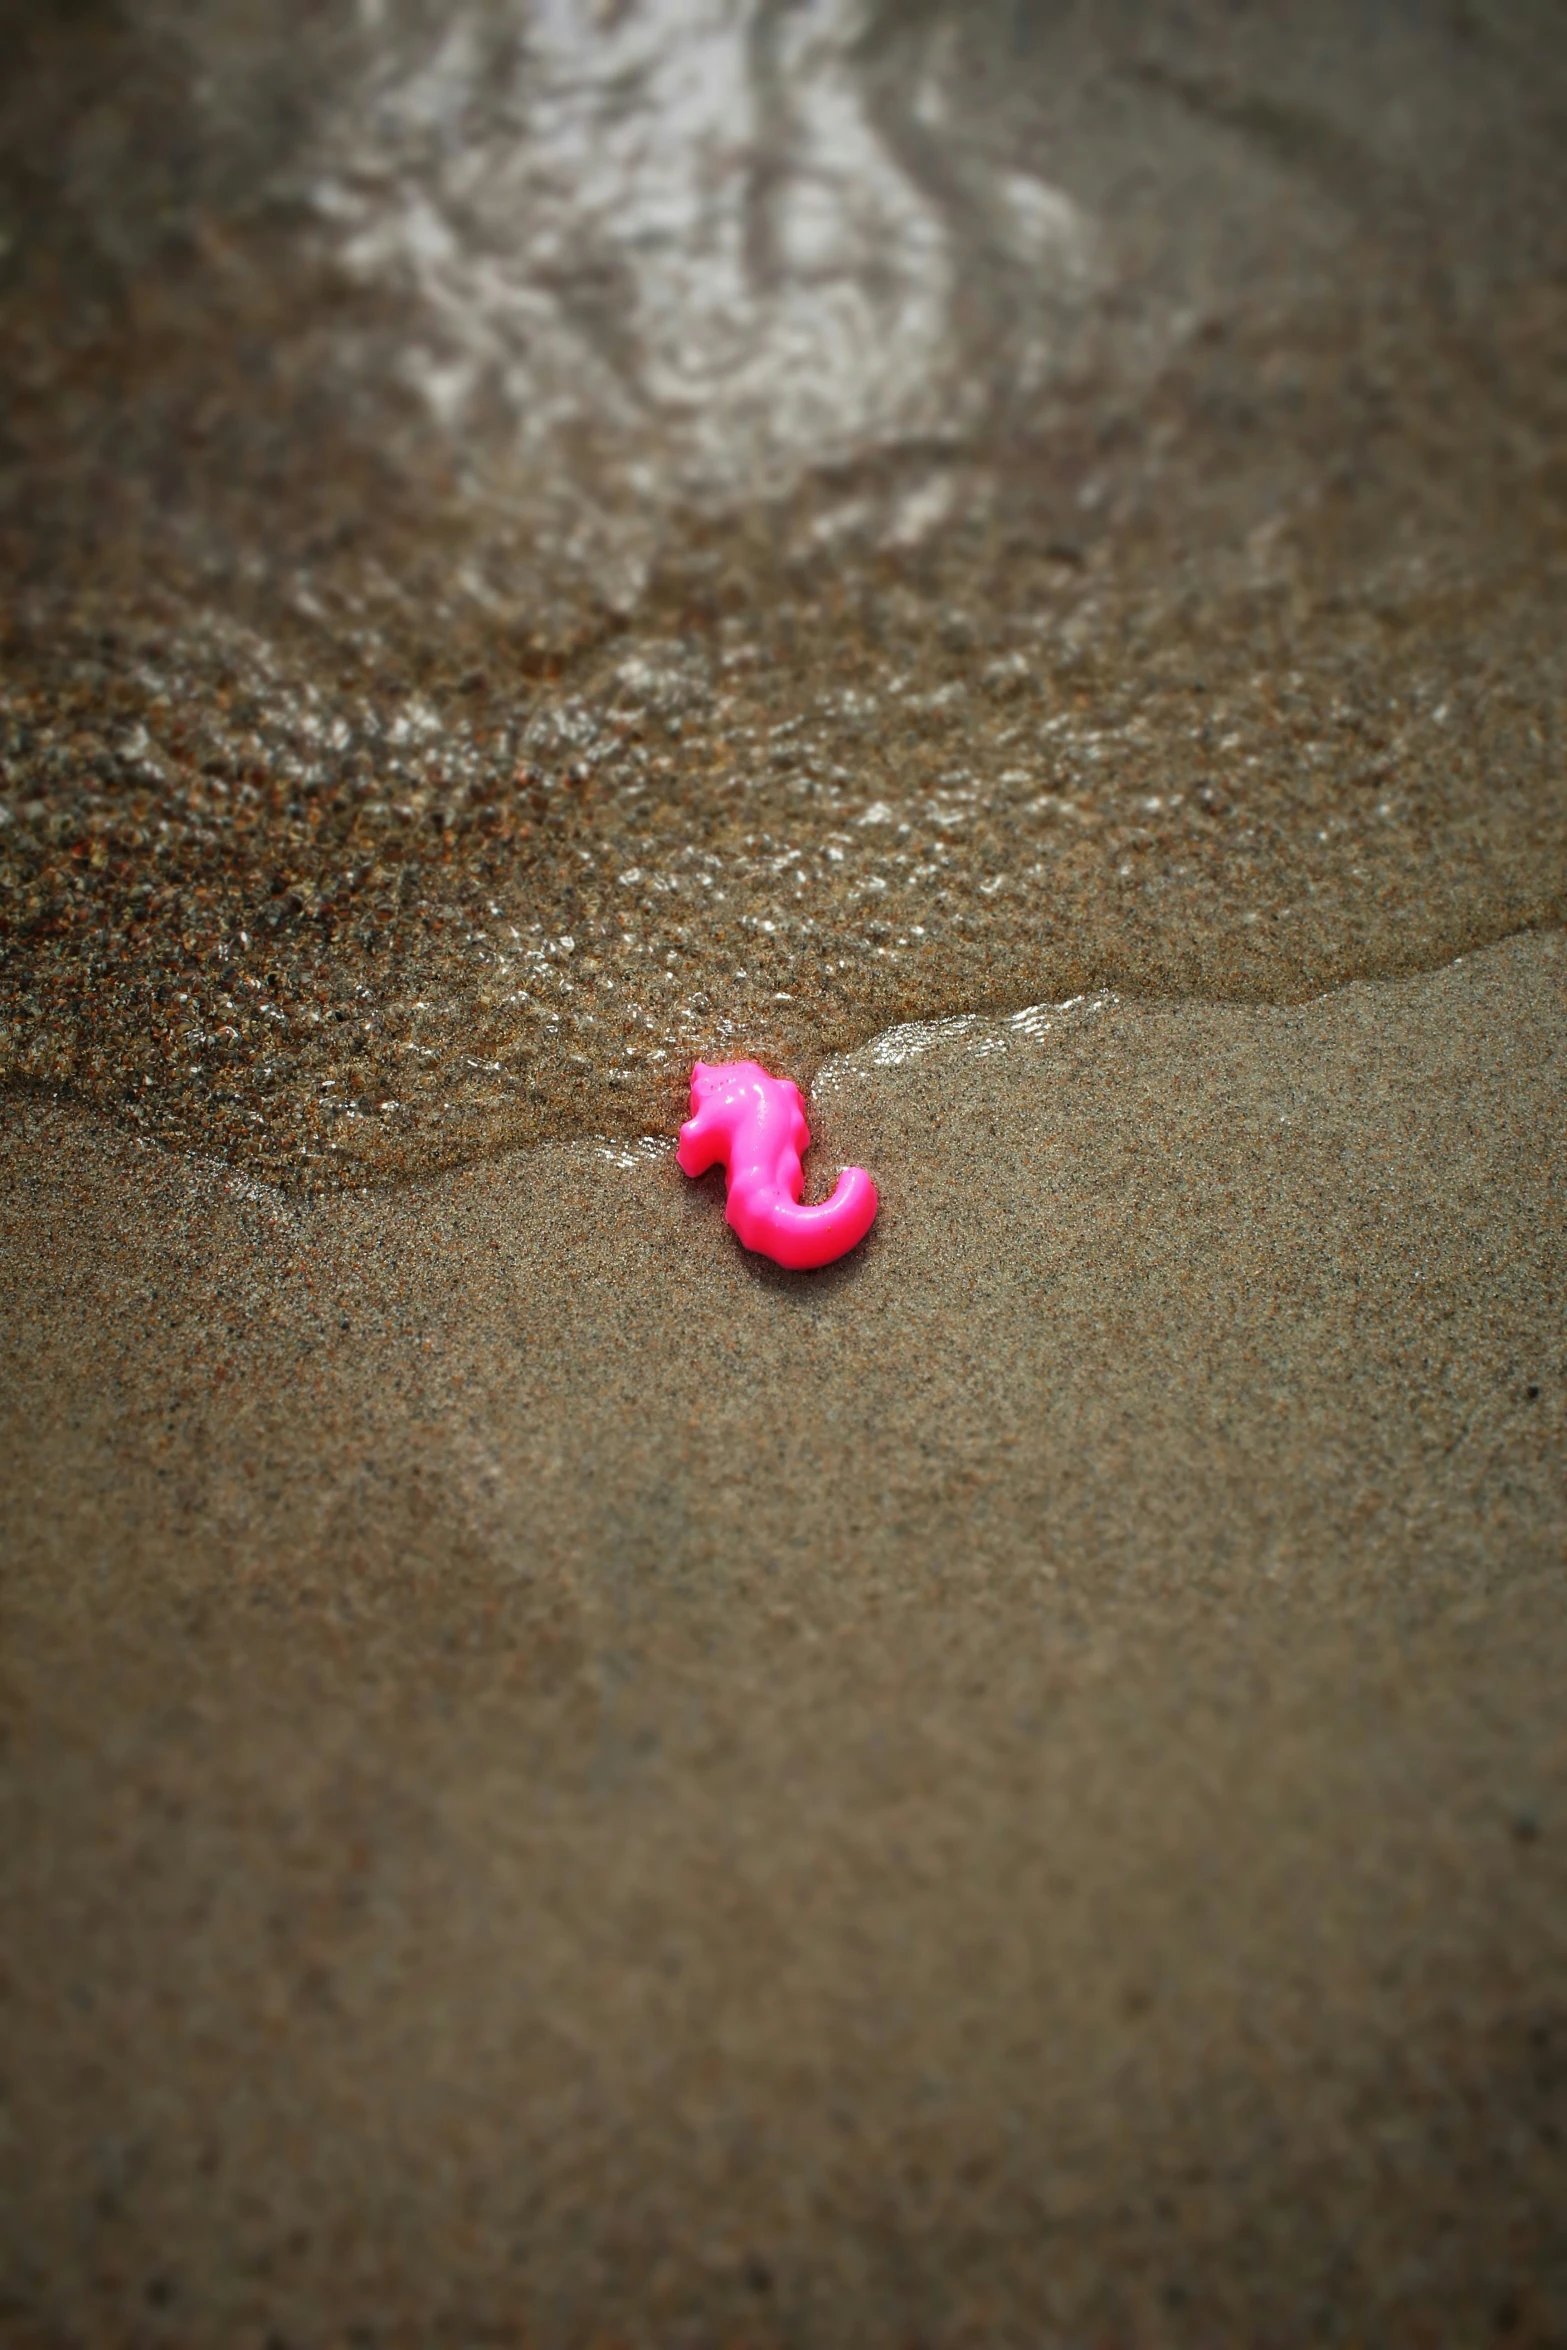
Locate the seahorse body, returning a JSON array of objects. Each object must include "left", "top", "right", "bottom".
[{"left": 676, "top": 1059, "right": 878, "bottom": 1271}]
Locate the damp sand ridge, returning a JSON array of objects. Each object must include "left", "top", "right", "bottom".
[{"left": 2, "top": 933, "right": 1564, "bottom": 2343}]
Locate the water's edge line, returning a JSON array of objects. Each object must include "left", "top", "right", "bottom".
[{"left": 1, "top": 919, "right": 1559, "bottom": 1208}]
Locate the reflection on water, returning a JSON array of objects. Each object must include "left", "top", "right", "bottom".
[
  {"left": 0, "top": 0, "right": 1563, "bottom": 1184},
  {"left": 314, "top": 0, "right": 1093, "bottom": 500}
]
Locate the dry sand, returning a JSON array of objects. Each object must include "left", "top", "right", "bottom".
[{"left": 3, "top": 929, "right": 1563, "bottom": 2347}]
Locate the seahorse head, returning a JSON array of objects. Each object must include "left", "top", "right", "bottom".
[{"left": 689, "top": 1058, "right": 772, "bottom": 1111}]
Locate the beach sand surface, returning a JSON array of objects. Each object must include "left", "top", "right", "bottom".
[{"left": 3, "top": 930, "right": 1563, "bottom": 2347}]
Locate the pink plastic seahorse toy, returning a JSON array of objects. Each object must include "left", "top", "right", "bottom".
[{"left": 677, "top": 1059, "right": 878, "bottom": 1271}]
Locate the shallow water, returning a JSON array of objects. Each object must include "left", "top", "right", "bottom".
[{"left": 1, "top": 0, "right": 1563, "bottom": 1184}]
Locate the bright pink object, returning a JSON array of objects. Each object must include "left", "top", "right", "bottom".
[{"left": 677, "top": 1059, "right": 878, "bottom": 1270}]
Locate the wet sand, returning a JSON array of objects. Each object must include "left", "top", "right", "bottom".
[
  {"left": 4, "top": 931, "right": 1563, "bottom": 2346},
  {"left": 4, "top": 0, "right": 1566, "bottom": 1183}
]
